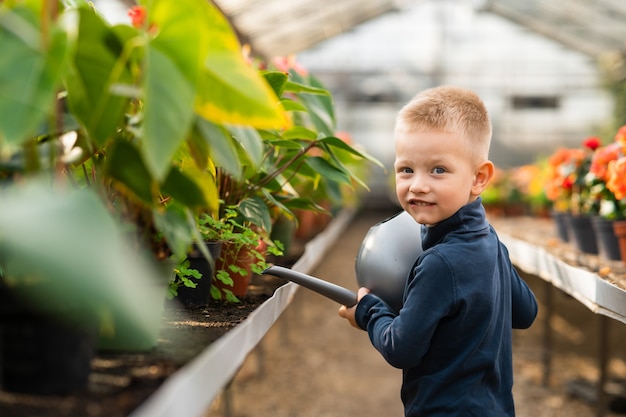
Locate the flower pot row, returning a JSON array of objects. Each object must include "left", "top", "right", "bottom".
[{"left": 552, "top": 211, "right": 626, "bottom": 263}]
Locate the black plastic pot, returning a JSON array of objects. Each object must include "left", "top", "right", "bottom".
[
  {"left": 0, "top": 288, "right": 95, "bottom": 395},
  {"left": 551, "top": 210, "right": 571, "bottom": 243},
  {"left": 591, "top": 216, "right": 621, "bottom": 261},
  {"left": 176, "top": 241, "right": 223, "bottom": 307},
  {"left": 567, "top": 214, "right": 598, "bottom": 254}
]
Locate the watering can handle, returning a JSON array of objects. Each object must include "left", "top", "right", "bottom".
[{"left": 263, "top": 265, "right": 357, "bottom": 307}]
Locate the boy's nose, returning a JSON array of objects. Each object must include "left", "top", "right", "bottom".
[{"left": 409, "top": 174, "right": 429, "bottom": 194}]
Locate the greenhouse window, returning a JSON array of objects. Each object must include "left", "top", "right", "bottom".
[{"left": 511, "top": 95, "right": 560, "bottom": 109}]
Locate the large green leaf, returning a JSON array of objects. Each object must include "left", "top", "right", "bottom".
[
  {"left": 62, "top": 8, "right": 132, "bottom": 147},
  {"left": 142, "top": 46, "right": 195, "bottom": 181},
  {"left": 320, "top": 135, "right": 384, "bottom": 168},
  {"left": 194, "top": 2, "right": 286, "bottom": 129},
  {"left": 106, "top": 140, "right": 155, "bottom": 205},
  {"left": 226, "top": 125, "right": 264, "bottom": 168},
  {"left": 282, "top": 126, "right": 318, "bottom": 141},
  {"left": 152, "top": 203, "right": 195, "bottom": 261},
  {"left": 305, "top": 156, "right": 351, "bottom": 185},
  {"left": 0, "top": 181, "right": 165, "bottom": 341},
  {"left": 197, "top": 63, "right": 287, "bottom": 129},
  {"left": 262, "top": 71, "right": 289, "bottom": 97},
  {"left": 140, "top": 0, "right": 211, "bottom": 181},
  {"left": 148, "top": 0, "right": 206, "bottom": 85},
  {"left": 291, "top": 72, "right": 336, "bottom": 136},
  {"left": 161, "top": 166, "right": 214, "bottom": 210},
  {"left": 170, "top": 142, "right": 220, "bottom": 212},
  {"left": 195, "top": 118, "right": 242, "bottom": 179},
  {"left": 238, "top": 196, "right": 272, "bottom": 233},
  {"left": 0, "top": 6, "right": 67, "bottom": 147}
]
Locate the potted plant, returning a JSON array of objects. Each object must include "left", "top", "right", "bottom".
[
  {"left": 544, "top": 146, "right": 586, "bottom": 242},
  {"left": 170, "top": 205, "right": 283, "bottom": 304},
  {"left": 0, "top": 0, "right": 381, "bottom": 394},
  {"left": 187, "top": 55, "right": 382, "bottom": 298},
  {"left": 210, "top": 207, "right": 284, "bottom": 300},
  {"left": 0, "top": 0, "right": 290, "bottom": 362},
  {"left": 585, "top": 126, "right": 626, "bottom": 261}
]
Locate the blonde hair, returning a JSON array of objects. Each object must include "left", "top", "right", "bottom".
[{"left": 396, "top": 85, "right": 492, "bottom": 162}]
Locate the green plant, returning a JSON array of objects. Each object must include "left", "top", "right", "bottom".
[
  {"left": 182, "top": 57, "right": 382, "bottom": 302},
  {"left": 0, "top": 0, "right": 382, "bottom": 330},
  {"left": 201, "top": 207, "right": 283, "bottom": 302},
  {"left": 0, "top": 0, "right": 288, "bottom": 335},
  {"left": 169, "top": 259, "right": 202, "bottom": 298},
  {"left": 197, "top": 57, "right": 383, "bottom": 239}
]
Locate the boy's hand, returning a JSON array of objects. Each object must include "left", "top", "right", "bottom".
[{"left": 338, "top": 287, "right": 370, "bottom": 328}]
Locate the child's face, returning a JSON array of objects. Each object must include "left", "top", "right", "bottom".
[{"left": 394, "top": 126, "right": 486, "bottom": 226}]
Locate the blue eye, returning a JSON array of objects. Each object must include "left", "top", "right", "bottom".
[
  {"left": 397, "top": 167, "right": 413, "bottom": 174},
  {"left": 432, "top": 167, "right": 446, "bottom": 174}
]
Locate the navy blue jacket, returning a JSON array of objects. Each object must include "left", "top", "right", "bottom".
[{"left": 355, "top": 198, "right": 538, "bottom": 417}]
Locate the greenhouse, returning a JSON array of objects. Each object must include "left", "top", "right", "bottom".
[{"left": 1, "top": 0, "right": 626, "bottom": 416}]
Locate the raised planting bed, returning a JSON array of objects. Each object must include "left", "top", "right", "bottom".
[{"left": 0, "top": 209, "right": 356, "bottom": 417}]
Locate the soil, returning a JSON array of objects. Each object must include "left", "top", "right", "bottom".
[
  {"left": 3, "top": 207, "right": 626, "bottom": 417},
  {"left": 0, "top": 259, "right": 293, "bottom": 417}
]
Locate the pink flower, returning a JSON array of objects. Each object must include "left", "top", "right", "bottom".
[{"left": 272, "top": 55, "right": 309, "bottom": 76}]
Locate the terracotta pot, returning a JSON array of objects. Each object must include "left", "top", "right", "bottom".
[
  {"left": 294, "top": 209, "right": 319, "bottom": 240},
  {"left": 294, "top": 202, "right": 333, "bottom": 240},
  {"left": 612, "top": 220, "right": 626, "bottom": 264},
  {"left": 214, "top": 240, "right": 267, "bottom": 298}
]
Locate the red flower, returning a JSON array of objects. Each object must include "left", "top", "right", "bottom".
[
  {"left": 582, "top": 136, "right": 601, "bottom": 151},
  {"left": 562, "top": 176, "right": 574, "bottom": 190},
  {"left": 128, "top": 6, "right": 146, "bottom": 29}
]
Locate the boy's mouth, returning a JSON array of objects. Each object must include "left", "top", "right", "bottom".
[{"left": 409, "top": 199, "right": 434, "bottom": 207}]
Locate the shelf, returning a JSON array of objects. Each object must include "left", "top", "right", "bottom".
[{"left": 498, "top": 230, "right": 626, "bottom": 325}]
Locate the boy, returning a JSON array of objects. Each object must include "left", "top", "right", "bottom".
[{"left": 339, "top": 85, "right": 538, "bottom": 416}]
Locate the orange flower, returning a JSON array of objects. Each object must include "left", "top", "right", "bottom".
[
  {"left": 614, "top": 125, "right": 626, "bottom": 147},
  {"left": 607, "top": 157, "right": 626, "bottom": 200},
  {"left": 590, "top": 142, "right": 621, "bottom": 182},
  {"left": 548, "top": 147, "right": 573, "bottom": 168},
  {"left": 544, "top": 147, "right": 585, "bottom": 208}
]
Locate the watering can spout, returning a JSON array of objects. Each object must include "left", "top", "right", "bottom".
[{"left": 263, "top": 265, "right": 357, "bottom": 307}]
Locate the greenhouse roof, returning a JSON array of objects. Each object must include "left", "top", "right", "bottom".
[
  {"left": 212, "top": 0, "right": 626, "bottom": 60},
  {"left": 482, "top": 0, "right": 626, "bottom": 58},
  {"left": 212, "top": 0, "right": 402, "bottom": 58}
]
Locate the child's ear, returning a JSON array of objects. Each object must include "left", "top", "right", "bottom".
[{"left": 472, "top": 160, "right": 494, "bottom": 196}]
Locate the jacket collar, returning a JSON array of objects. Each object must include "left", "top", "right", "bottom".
[{"left": 421, "top": 198, "right": 488, "bottom": 250}]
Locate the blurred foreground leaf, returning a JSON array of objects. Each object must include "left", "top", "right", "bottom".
[{"left": 0, "top": 180, "right": 167, "bottom": 346}]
